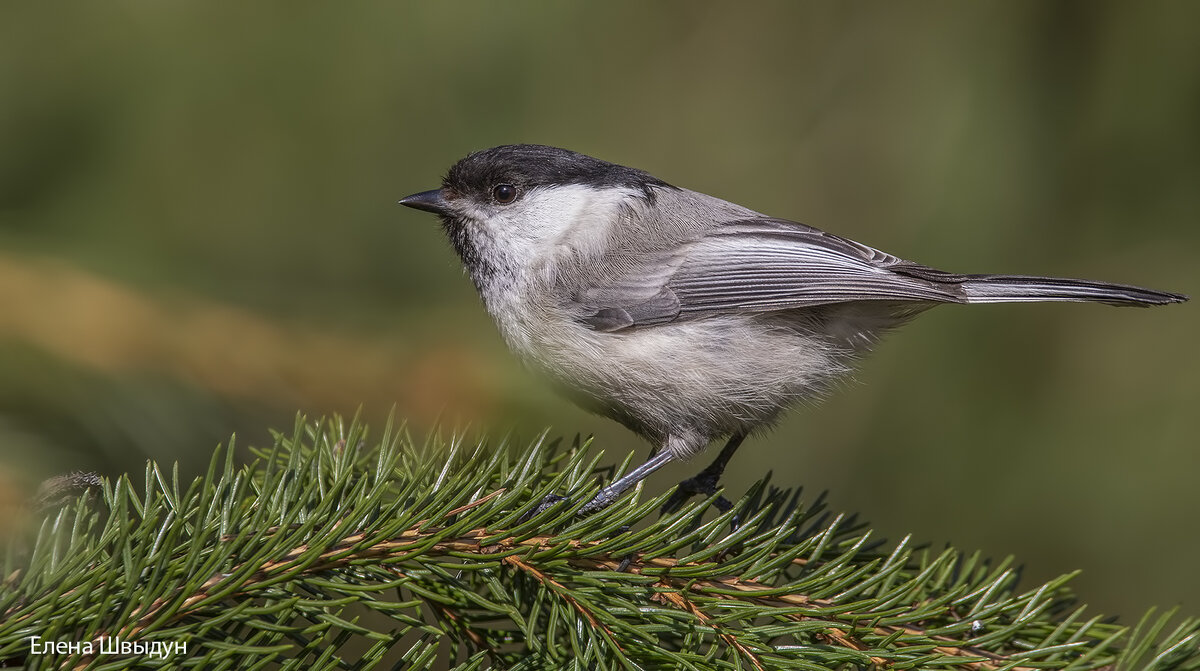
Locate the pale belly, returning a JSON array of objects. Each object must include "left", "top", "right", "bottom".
[{"left": 493, "top": 302, "right": 851, "bottom": 457}]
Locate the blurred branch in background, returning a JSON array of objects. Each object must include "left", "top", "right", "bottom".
[
  {"left": 0, "top": 250, "right": 496, "bottom": 412},
  {"left": 0, "top": 251, "right": 512, "bottom": 534}
]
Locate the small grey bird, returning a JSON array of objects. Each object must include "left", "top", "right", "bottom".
[{"left": 400, "top": 144, "right": 1186, "bottom": 515}]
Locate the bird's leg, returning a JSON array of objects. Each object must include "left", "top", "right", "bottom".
[
  {"left": 521, "top": 447, "right": 676, "bottom": 521},
  {"left": 577, "top": 448, "right": 674, "bottom": 515},
  {"left": 660, "top": 433, "right": 747, "bottom": 515}
]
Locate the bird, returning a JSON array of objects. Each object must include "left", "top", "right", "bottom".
[{"left": 399, "top": 144, "right": 1186, "bottom": 516}]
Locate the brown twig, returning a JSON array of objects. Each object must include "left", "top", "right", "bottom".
[
  {"left": 503, "top": 555, "right": 601, "bottom": 630},
  {"left": 655, "top": 581, "right": 767, "bottom": 671}
]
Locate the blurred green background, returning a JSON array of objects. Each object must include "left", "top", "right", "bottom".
[{"left": 1, "top": 2, "right": 1196, "bottom": 618}]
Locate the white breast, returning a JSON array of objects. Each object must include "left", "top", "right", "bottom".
[{"left": 470, "top": 183, "right": 638, "bottom": 354}]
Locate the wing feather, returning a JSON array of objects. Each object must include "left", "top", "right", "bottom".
[{"left": 576, "top": 218, "right": 965, "bottom": 331}]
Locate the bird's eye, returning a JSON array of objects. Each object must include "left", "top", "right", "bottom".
[{"left": 492, "top": 184, "right": 518, "bottom": 204}]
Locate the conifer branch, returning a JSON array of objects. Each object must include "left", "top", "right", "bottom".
[{"left": 0, "top": 416, "right": 1196, "bottom": 670}]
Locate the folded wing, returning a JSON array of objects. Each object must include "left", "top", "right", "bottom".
[{"left": 575, "top": 218, "right": 967, "bottom": 332}]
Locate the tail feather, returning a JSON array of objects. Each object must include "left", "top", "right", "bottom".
[{"left": 959, "top": 275, "right": 1187, "bottom": 307}]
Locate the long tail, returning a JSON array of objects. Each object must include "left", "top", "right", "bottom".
[{"left": 959, "top": 275, "right": 1187, "bottom": 307}]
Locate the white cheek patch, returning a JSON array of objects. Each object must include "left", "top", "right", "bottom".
[{"left": 487, "top": 184, "right": 637, "bottom": 270}]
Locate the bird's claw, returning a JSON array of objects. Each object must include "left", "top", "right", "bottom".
[
  {"left": 518, "top": 494, "right": 569, "bottom": 523},
  {"left": 660, "top": 470, "right": 741, "bottom": 534},
  {"left": 660, "top": 469, "right": 730, "bottom": 515}
]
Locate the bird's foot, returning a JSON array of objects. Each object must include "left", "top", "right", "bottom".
[
  {"left": 660, "top": 467, "right": 734, "bottom": 517},
  {"left": 517, "top": 490, "right": 626, "bottom": 523},
  {"left": 517, "top": 494, "right": 570, "bottom": 523},
  {"left": 661, "top": 470, "right": 744, "bottom": 557}
]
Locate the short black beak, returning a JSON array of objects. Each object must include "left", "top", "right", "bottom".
[{"left": 398, "top": 189, "right": 449, "bottom": 215}]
